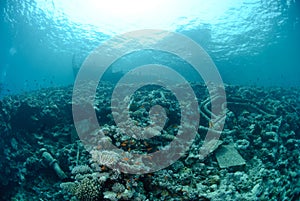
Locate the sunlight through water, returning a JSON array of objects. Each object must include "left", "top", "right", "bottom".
[
  {"left": 1, "top": 0, "right": 299, "bottom": 91},
  {"left": 35, "top": 0, "right": 242, "bottom": 35}
]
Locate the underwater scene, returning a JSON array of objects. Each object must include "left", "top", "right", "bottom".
[{"left": 0, "top": 0, "right": 300, "bottom": 200}]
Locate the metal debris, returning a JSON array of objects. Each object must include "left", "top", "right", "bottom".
[{"left": 215, "top": 144, "right": 246, "bottom": 168}]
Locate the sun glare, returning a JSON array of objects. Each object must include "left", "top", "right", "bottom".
[{"left": 35, "top": 0, "right": 242, "bottom": 35}]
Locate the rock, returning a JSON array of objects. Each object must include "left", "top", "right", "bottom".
[
  {"left": 103, "top": 191, "right": 117, "bottom": 201},
  {"left": 215, "top": 144, "right": 246, "bottom": 169},
  {"left": 251, "top": 183, "right": 262, "bottom": 196}
]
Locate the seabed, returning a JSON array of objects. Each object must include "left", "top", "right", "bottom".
[{"left": 0, "top": 82, "right": 299, "bottom": 200}]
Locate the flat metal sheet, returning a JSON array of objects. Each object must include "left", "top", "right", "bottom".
[{"left": 215, "top": 144, "right": 246, "bottom": 168}]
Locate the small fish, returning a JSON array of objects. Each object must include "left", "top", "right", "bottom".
[
  {"left": 209, "top": 121, "right": 214, "bottom": 128},
  {"left": 123, "top": 157, "right": 129, "bottom": 161}
]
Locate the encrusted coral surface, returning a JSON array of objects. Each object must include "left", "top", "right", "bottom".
[{"left": 0, "top": 82, "right": 299, "bottom": 200}]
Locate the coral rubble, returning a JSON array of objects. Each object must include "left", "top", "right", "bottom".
[{"left": 0, "top": 82, "right": 299, "bottom": 200}]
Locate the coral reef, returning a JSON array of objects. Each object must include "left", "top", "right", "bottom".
[{"left": 0, "top": 82, "right": 299, "bottom": 200}]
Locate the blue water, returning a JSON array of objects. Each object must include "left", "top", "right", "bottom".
[{"left": 0, "top": 0, "right": 300, "bottom": 96}]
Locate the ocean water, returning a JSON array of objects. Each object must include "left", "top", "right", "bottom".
[
  {"left": 0, "top": 0, "right": 300, "bottom": 200},
  {"left": 1, "top": 0, "right": 299, "bottom": 94}
]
